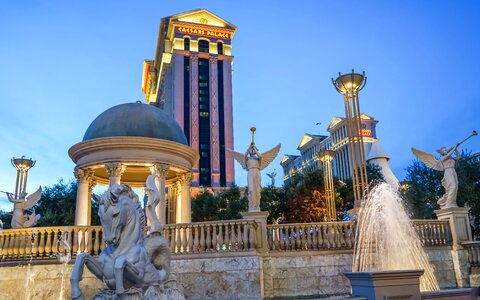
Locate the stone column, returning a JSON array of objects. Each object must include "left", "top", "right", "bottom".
[
  {"left": 74, "top": 168, "right": 95, "bottom": 226},
  {"left": 153, "top": 163, "right": 169, "bottom": 226},
  {"left": 175, "top": 180, "right": 182, "bottom": 224},
  {"left": 104, "top": 162, "right": 126, "bottom": 186},
  {"left": 209, "top": 55, "right": 221, "bottom": 187},
  {"left": 87, "top": 178, "right": 97, "bottom": 224},
  {"left": 435, "top": 207, "right": 471, "bottom": 287},
  {"left": 180, "top": 173, "right": 192, "bottom": 223}
]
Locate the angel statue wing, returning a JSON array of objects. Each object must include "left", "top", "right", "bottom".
[
  {"left": 260, "top": 144, "right": 281, "bottom": 170},
  {"left": 411, "top": 148, "right": 444, "bottom": 171},
  {"left": 227, "top": 149, "right": 248, "bottom": 170},
  {"left": 18, "top": 186, "right": 42, "bottom": 210}
]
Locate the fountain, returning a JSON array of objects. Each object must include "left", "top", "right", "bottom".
[
  {"left": 57, "top": 228, "right": 71, "bottom": 300},
  {"left": 352, "top": 183, "right": 439, "bottom": 291}
]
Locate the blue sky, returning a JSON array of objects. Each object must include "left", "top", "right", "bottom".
[{"left": 0, "top": 1, "right": 479, "bottom": 211}]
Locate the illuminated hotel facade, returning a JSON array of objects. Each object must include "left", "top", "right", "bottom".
[
  {"left": 142, "top": 9, "right": 236, "bottom": 187},
  {"left": 281, "top": 114, "right": 379, "bottom": 183}
]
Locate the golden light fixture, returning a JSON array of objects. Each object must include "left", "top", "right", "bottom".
[
  {"left": 11, "top": 156, "right": 36, "bottom": 199},
  {"left": 332, "top": 70, "right": 369, "bottom": 207}
]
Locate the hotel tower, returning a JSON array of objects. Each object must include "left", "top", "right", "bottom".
[{"left": 142, "top": 9, "right": 236, "bottom": 187}]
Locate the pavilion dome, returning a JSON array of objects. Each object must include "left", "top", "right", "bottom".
[{"left": 82, "top": 102, "right": 188, "bottom": 145}]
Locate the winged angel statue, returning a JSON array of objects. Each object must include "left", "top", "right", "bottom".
[
  {"left": 412, "top": 145, "right": 460, "bottom": 209},
  {"left": 6, "top": 186, "right": 42, "bottom": 228},
  {"left": 229, "top": 127, "right": 281, "bottom": 212}
]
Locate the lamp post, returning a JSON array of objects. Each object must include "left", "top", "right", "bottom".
[
  {"left": 332, "top": 70, "right": 368, "bottom": 207},
  {"left": 318, "top": 149, "right": 336, "bottom": 221},
  {"left": 11, "top": 156, "right": 36, "bottom": 199}
]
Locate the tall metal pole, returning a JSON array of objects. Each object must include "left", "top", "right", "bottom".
[
  {"left": 332, "top": 70, "right": 369, "bottom": 207},
  {"left": 318, "top": 149, "right": 336, "bottom": 221}
]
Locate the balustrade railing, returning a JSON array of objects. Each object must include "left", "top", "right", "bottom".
[
  {"left": 462, "top": 241, "right": 480, "bottom": 268},
  {"left": 0, "top": 226, "right": 104, "bottom": 262},
  {"left": 162, "top": 220, "right": 258, "bottom": 254},
  {"left": 0, "top": 219, "right": 453, "bottom": 261},
  {"left": 267, "top": 222, "right": 355, "bottom": 251},
  {"left": 411, "top": 220, "right": 452, "bottom": 246}
]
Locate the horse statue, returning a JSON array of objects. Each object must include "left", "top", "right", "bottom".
[{"left": 70, "top": 178, "right": 176, "bottom": 300}]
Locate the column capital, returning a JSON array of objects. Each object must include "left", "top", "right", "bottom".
[
  {"left": 104, "top": 162, "right": 126, "bottom": 178},
  {"left": 74, "top": 168, "right": 95, "bottom": 183},
  {"left": 209, "top": 55, "right": 218, "bottom": 64},
  {"left": 153, "top": 163, "right": 169, "bottom": 180},
  {"left": 88, "top": 179, "right": 97, "bottom": 194},
  {"left": 190, "top": 53, "right": 198, "bottom": 62},
  {"left": 178, "top": 172, "right": 192, "bottom": 185}
]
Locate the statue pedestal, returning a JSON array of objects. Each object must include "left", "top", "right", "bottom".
[
  {"left": 242, "top": 211, "right": 269, "bottom": 253},
  {"left": 434, "top": 207, "right": 471, "bottom": 287},
  {"left": 434, "top": 207, "right": 472, "bottom": 247}
]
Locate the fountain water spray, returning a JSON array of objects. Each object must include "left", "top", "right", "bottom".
[
  {"left": 353, "top": 183, "right": 439, "bottom": 291},
  {"left": 57, "top": 228, "right": 71, "bottom": 300}
]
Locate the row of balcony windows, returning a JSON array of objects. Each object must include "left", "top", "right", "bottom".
[{"left": 184, "top": 38, "right": 223, "bottom": 54}]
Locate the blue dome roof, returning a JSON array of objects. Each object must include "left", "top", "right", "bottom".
[{"left": 83, "top": 102, "right": 188, "bottom": 145}]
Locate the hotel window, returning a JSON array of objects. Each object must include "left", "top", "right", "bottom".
[
  {"left": 184, "top": 38, "right": 190, "bottom": 51},
  {"left": 200, "top": 112, "right": 209, "bottom": 117},
  {"left": 199, "top": 40, "right": 209, "bottom": 53},
  {"left": 217, "top": 42, "right": 223, "bottom": 54}
]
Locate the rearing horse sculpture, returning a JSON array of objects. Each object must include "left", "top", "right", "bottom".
[{"left": 70, "top": 182, "right": 170, "bottom": 299}]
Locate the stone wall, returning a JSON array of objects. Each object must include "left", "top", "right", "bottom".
[
  {"left": 0, "top": 247, "right": 466, "bottom": 300},
  {"left": 261, "top": 250, "right": 353, "bottom": 298}
]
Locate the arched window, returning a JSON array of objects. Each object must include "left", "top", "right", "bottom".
[
  {"left": 217, "top": 42, "right": 223, "bottom": 55},
  {"left": 198, "top": 40, "right": 209, "bottom": 53},
  {"left": 184, "top": 38, "right": 190, "bottom": 51}
]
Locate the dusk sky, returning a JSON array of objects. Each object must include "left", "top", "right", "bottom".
[{"left": 0, "top": 1, "right": 479, "bottom": 211}]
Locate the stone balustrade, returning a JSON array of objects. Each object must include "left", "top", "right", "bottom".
[
  {"left": 266, "top": 222, "right": 356, "bottom": 251},
  {"left": 462, "top": 241, "right": 480, "bottom": 268},
  {"left": 162, "top": 220, "right": 258, "bottom": 254},
  {"left": 411, "top": 219, "right": 453, "bottom": 246},
  {"left": 0, "top": 219, "right": 454, "bottom": 261},
  {"left": 0, "top": 226, "right": 105, "bottom": 262}
]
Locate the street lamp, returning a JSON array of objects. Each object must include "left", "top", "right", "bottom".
[
  {"left": 11, "top": 156, "right": 36, "bottom": 199},
  {"left": 332, "top": 70, "right": 368, "bottom": 207},
  {"left": 318, "top": 149, "right": 336, "bottom": 221}
]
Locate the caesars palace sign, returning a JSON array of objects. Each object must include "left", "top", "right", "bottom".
[{"left": 176, "top": 24, "right": 232, "bottom": 39}]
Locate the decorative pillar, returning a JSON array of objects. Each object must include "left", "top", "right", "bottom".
[
  {"left": 74, "top": 168, "right": 95, "bottom": 226},
  {"left": 209, "top": 55, "right": 221, "bottom": 187},
  {"left": 180, "top": 173, "right": 192, "bottom": 223},
  {"left": 173, "top": 53, "right": 185, "bottom": 129},
  {"left": 153, "top": 163, "right": 169, "bottom": 226},
  {"left": 104, "top": 162, "right": 126, "bottom": 186},
  {"left": 175, "top": 180, "right": 182, "bottom": 224},
  {"left": 223, "top": 57, "right": 235, "bottom": 186},
  {"left": 87, "top": 178, "right": 97, "bottom": 224},
  {"left": 190, "top": 53, "right": 200, "bottom": 186}
]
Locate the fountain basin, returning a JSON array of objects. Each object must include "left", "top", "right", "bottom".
[{"left": 344, "top": 269, "right": 424, "bottom": 300}]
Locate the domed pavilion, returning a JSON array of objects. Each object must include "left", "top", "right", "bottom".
[{"left": 68, "top": 102, "right": 199, "bottom": 226}]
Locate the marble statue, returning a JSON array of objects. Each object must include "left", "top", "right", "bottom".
[
  {"left": 70, "top": 175, "right": 182, "bottom": 300},
  {"left": 230, "top": 127, "right": 280, "bottom": 212},
  {"left": 6, "top": 186, "right": 42, "bottom": 229},
  {"left": 266, "top": 169, "right": 277, "bottom": 187},
  {"left": 411, "top": 131, "right": 477, "bottom": 209}
]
